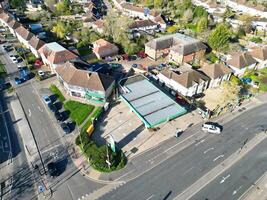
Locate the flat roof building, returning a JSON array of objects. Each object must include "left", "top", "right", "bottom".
[{"left": 120, "top": 75, "right": 187, "bottom": 128}]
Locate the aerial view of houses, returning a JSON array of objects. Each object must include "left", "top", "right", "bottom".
[{"left": 1, "top": 0, "right": 267, "bottom": 200}]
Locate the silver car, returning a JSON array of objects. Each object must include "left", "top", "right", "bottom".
[{"left": 202, "top": 123, "right": 222, "bottom": 134}]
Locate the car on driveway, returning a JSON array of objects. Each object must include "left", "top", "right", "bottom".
[
  {"left": 47, "top": 162, "right": 59, "bottom": 177},
  {"left": 60, "top": 122, "right": 71, "bottom": 134},
  {"left": 202, "top": 122, "right": 222, "bottom": 134},
  {"left": 42, "top": 95, "right": 52, "bottom": 105}
]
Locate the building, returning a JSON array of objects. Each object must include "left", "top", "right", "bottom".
[
  {"left": 7, "top": 19, "right": 21, "bottom": 36},
  {"left": 249, "top": 46, "right": 267, "bottom": 69},
  {"left": 91, "top": 19, "right": 105, "bottom": 34},
  {"left": 0, "top": 9, "right": 12, "bottom": 27},
  {"left": 38, "top": 42, "right": 78, "bottom": 72},
  {"left": 200, "top": 63, "right": 232, "bottom": 88},
  {"left": 226, "top": 52, "right": 258, "bottom": 77},
  {"left": 15, "top": 25, "right": 35, "bottom": 48},
  {"left": 157, "top": 69, "right": 210, "bottom": 97},
  {"left": 28, "top": 36, "right": 45, "bottom": 58},
  {"left": 120, "top": 74, "right": 187, "bottom": 128},
  {"left": 129, "top": 19, "right": 158, "bottom": 32},
  {"left": 145, "top": 33, "right": 206, "bottom": 63},
  {"left": 92, "top": 39, "right": 119, "bottom": 59},
  {"left": 55, "top": 61, "right": 115, "bottom": 103}
]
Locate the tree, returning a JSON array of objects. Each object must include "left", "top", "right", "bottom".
[
  {"left": 182, "top": 8, "right": 193, "bottom": 23},
  {"left": 238, "top": 14, "right": 255, "bottom": 33},
  {"left": 208, "top": 23, "right": 231, "bottom": 52},
  {"left": 154, "top": 0, "right": 164, "bottom": 9},
  {"left": 52, "top": 21, "right": 70, "bottom": 39},
  {"left": 55, "top": 0, "right": 70, "bottom": 15},
  {"left": 196, "top": 16, "right": 208, "bottom": 33},
  {"left": 144, "top": 0, "right": 154, "bottom": 8},
  {"left": 10, "top": 0, "right": 26, "bottom": 10},
  {"left": 193, "top": 6, "right": 208, "bottom": 19},
  {"left": 223, "top": 6, "right": 235, "bottom": 19}
]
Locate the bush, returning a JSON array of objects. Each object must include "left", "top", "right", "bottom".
[
  {"left": 250, "top": 37, "right": 262, "bottom": 43},
  {"left": 26, "top": 53, "right": 37, "bottom": 64},
  {"left": 49, "top": 84, "right": 66, "bottom": 102},
  {"left": 206, "top": 52, "right": 218, "bottom": 63}
]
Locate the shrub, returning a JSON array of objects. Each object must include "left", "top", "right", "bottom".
[
  {"left": 250, "top": 37, "right": 262, "bottom": 43},
  {"left": 205, "top": 52, "right": 218, "bottom": 63}
]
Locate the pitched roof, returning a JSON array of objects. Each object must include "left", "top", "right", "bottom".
[
  {"left": 29, "top": 36, "right": 45, "bottom": 50},
  {"left": 15, "top": 25, "right": 34, "bottom": 40},
  {"left": 1, "top": 12, "right": 12, "bottom": 23},
  {"left": 161, "top": 69, "right": 210, "bottom": 88},
  {"left": 38, "top": 42, "right": 78, "bottom": 64},
  {"left": 55, "top": 62, "right": 114, "bottom": 92},
  {"left": 121, "top": 3, "right": 144, "bottom": 13},
  {"left": 200, "top": 63, "right": 232, "bottom": 79},
  {"left": 7, "top": 19, "right": 21, "bottom": 29},
  {"left": 170, "top": 41, "right": 207, "bottom": 56},
  {"left": 129, "top": 19, "right": 157, "bottom": 29},
  {"left": 226, "top": 52, "right": 258, "bottom": 69},
  {"left": 249, "top": 46, "right": 267, "bottom": 61}
]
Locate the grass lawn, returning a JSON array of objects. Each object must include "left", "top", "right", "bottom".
[
  {"left": 0, "top": 63, "right": 6, "bottom": 77},
  {"left": 64, "top": 101, "right": 95, "bottom": 125},
  {"left": 81, "top": 107, "right": 103, "bottom": 133},
  {"left": 49, "top": 84, "right": 66, "bottom": 102}
]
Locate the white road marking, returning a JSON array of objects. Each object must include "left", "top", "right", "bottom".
[
  {"left": 204, "top": 147, "right": 214, "bottom": 154},
  {"left": 213, "top": 154, "right": 224, "bottom": 162},
  {"left": 28, "top": 109, "right": 31, "bottom": 117},
  {"left": 114, "top": 169, "right": 135, "bottom": 181},
  {"left": 195, "top": 139, "right": 206, "bottom": 146},
  {"left": 146, "top": 194, "right": 154, "bottom": 200},
  {"left": 37, "top": 106, "right": 43, "bottom": 112},
  {"left": 220, "top": 174, "right": 231, "bottom": 184},
  {"left": 183, "top": 167, "right": 194, "bottom": 175},
  {"left": 232, "top": 185, "right": 242, "bottom": 195}
]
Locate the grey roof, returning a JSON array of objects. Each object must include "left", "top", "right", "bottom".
[
  {"left": 121, "top": 75, "right": 187, "bottom": 128},
  {"left": 170, "top": 41, "right": 207, "bottom": 56}
]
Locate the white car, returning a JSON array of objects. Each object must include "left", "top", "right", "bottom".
[
  {"left": 38, "top": 70, "right": 45, "bottom": 77},
  {"left": 202, "top": 123, "right": 222, "bottom": 134},
  {"left": 11, "top": 57, "right": 18, "bottom": 63}
]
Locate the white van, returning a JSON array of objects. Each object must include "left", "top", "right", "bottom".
[{"left": 202, "top": 123, "right": 222, "bottom": 134}]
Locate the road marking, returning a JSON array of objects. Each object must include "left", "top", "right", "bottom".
[
  {"left": 233, "top": 185, "right": 242, "bottom": 195},
  {"left": 183, "top": 167, "right": 194, "bottom": 175},
  {"left": 114, "top": 169, "right": 135, "bottom": 181},
  {"left": 195, "top": 139, "right": 206, "bottom": 146},
  {"left": 204, "top": 147, "right": 214, "bottom": 154},
  {"left": 28, "top": 109, "right": 31, "bottom": 117},
  {"left": 220, "top": 174, "right": 231, "bottom": 184},
  {"left": 37, "top": 106, "right": 43, "bottom": 112},
  {"left": 146, "top": 194, "right": 154, "bottom": 200},
  {"left": 213, "top": 154, "right": 224, "bottom": 162}
]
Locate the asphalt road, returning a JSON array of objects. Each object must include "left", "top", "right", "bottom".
[
  {"left": 98, "top": 103, "right": 267, "bottom": 200},
  {"left": 190, "top": 137, "right": 267, "bottom": 200}
]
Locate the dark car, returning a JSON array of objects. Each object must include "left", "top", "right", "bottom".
[
  {"left": 60, "top": 122, "right": 71, "bottom": 134},
  {"left": 47, "top": 162, "right": 59, "bottom": 177},
  {"left": 48, "top": 103, "right": 57, "bottom": 112},
  {"left": 4, "top": 47, "right": 13, "bottom": 52},
  {"left": 14, "top": 77, "right": 24, "bottom": 85},
  {"left": 54, "top": 111, "right": 64, "bottom": 122}
]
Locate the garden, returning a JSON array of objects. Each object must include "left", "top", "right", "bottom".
[{"left": 243, "top": 68, "right": 267, "bottom": 92}]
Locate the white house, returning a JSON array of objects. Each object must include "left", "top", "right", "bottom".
[
  {"left": 157, "top": 69, "right": 210, "bottom": 97},
  {"left": 129, "top": 19, "right": 158, "bottom": 32},
  {"left": 200, "top": 63, "right": 232, "bottom": 88},
  {"left": 249, "top": 46, "right": 267, "bottom": 69},
  {"left": 226, "top": 52, "right": 258, "bottom": 77},
  {"left": 38, "top": 42, "right": 78, "bottom": 73}
]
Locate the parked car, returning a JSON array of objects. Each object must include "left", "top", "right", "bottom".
[
  {"left": 202, "top": 122, "right": 222, "bottom": 134},
  {"left": 14, "top": 77, "right": 23, "bottom": 85},
  {"left": 47, "top": 162, "right": 59, "bottom": 177},
  {"left": 4, "top": 47, "right": 12, "bottom": 52},
  {"left": 60, "top": 122, "right": 71, "bottom": 134},
  {"left": 11, "top": 57, "right": 19, "bottom": 63},
  {"left": 42, "top": 95, "right": 52, "bottom": 105},
  {"left": 38, "top": 70, "right": 45, "bottom": 77},
  {"left": 9, "top": 54, "right": 18, "bottom": 59},
  {"left": 54, "top": 111, "right": 64, "bottom": 122},
  {"left": 132, "top": 63, "right": 138, "bottom": 68}
]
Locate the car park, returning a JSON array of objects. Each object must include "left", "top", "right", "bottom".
[
  {"left": 60, "top": 122, "right": 71, "bottom": 134},
  {"left": 202, "top": 122, "right": 222, "bottom": 134},
  {"left": 47, "top": 162, "right": 59, "bottom": 177},
  {"left": 42, "top": 95, "right": 52, "bottom": 105}
]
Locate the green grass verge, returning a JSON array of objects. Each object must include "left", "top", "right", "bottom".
[
  {"left": 49, "top": 84, "right": 66, "bottom": 102},
  {"left": 0, "top": 63, "right": 6, "bottom": 77},
  {"left": 64, "top": 100, "right": 94, "bottom": 125}
]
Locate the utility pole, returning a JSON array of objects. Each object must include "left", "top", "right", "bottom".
[{"left": 16, "top": 92, "right": 46, "bottom": 174}]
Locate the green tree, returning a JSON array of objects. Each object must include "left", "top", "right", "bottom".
[
  {"left": 144, "top": 0, "right": 154, "bottom": 8},
  {"left": 154, "top": 0, "right": 164, "bottom": 9},
  {"left": 52, "top": 21, "right": 70, "bottom": 39},
  {"left": 223, "top": 6, "right": 235, "bottom": 19},
  {"left": 196, "top": 16, "right": 208, "bottom": 32},
  {"left": 55, "top": 0, "right": 70, "bottom": 15},
  {"left": 193, "top": 6, "right": 208, "bottom": 18},
  {"left": 208, "top": 23, "right": 231, "bottom": 52},
  {"left": 10, "top": 0, "right": 26, "bottom": 10}
]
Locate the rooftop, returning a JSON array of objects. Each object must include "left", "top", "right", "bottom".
[{"left": 45, "top": 42, "right": 66, "bottom": 52}]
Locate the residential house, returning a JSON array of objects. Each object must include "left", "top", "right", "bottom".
[
  {"left": 15, "top": 25, "right": 35, "bottom": 48},
  {"left": 129, "top": 19, "right": 158, "bottom": 32},
  {"left": 55, "top": 61, "right": 115, "bottom": 103},
  {"left": 28, "top": 36, "right": 45, "bottom": 58},
  {"left": 91, "top": 19, "right": 105, "bottom": 34},
  {"left": 38, "top": 42, "right": 78, "bottom": 72},
  {"left": 157, "top": 68, "right": 210, "bottom": 97},
  {"left": 7, "top": 19, "right": 21, "bottom": 36},
  {"left": 226, "top": 52, "right": 258, "bottom": 77},
  {"left": 0, "top": 10, "right": 13, "bottom": 27},
  {"left": 145, "top": 33, "right": 206, "bottom": 63},
  {"left": 92, "top": 39, "right": 119, "bottom": 59},
  {"left": 249, "top": 46, "right": 267, "bottom": 69},
  {"left": 200, "top": 63, "right": 232, "bottom": 88}
]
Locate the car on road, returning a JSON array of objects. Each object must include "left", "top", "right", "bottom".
[
  {"left": 47, "top": 162, "right": 59, "bottom": 177},
  {"left": 48, "top": 103, "right": 57, "bottom": 112},
  {"left": 202, "top": 122, "right": 222, "bottom": 134},
  {"left": 42, "top": 95, "right": 52, "bottom": 105},
  {"left": 60, "top": 122, "right": 71, "bottom": 134},
  {"left": 54, "top": 111, "right": 64, "bottom": 122}
]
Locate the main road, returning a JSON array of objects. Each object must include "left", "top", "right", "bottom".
[{"left": 98, "top": 102, "right": 267, "bottom": 200}]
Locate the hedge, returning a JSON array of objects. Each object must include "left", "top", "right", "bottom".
[{"left": 49, "top": 84, "right": 66, "bottom": 102}]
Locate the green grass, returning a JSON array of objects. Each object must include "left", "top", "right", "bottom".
[
  {"left": 64, "top": 100, "right": 94, "bottom": 125},
  {"left": 49, "top": 84, "right": 66, "bottom": 102},
  {"left": 80, "top": 107, "right": 103, "bottom": 133},
  {"left": 0, "top": 63, "right": 6, "bottom": 77}
]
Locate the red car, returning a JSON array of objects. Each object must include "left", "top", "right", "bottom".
[{"left": 34, "top": 59, "right": 43, "bottom": 68}]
